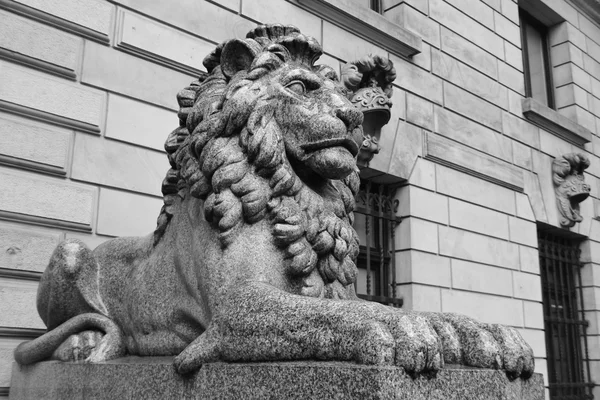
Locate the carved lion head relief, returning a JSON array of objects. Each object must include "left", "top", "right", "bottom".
[{"left": 552, "top": 153, "right": 591, "bottom": 228}]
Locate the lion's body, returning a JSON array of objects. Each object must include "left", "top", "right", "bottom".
[
  {"left": 46, "top": 196, "right": 289, "bottom": 357},
  {"left": 14, "top": 24, "right": 534, "bottom": 379}
]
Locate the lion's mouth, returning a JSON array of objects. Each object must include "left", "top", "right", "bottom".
[{"left": 300, "top": 137, "right": 359, "bottom": 157}]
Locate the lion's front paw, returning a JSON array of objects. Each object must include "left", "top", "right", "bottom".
[
  {"left": 379, "top": 312, "right": 443, "bottom": 375},
  {"left": 424, "top": 313, "right": 534, "bottom": 379}
]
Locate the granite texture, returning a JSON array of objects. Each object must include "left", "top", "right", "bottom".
[
  {"left": 14, "top": 24, "right": 534, "bottom": 382},
  {"left": 9, "top": 358, "right": 544, "bottom": 400}
]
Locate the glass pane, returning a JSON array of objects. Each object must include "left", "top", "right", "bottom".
[
  {"left": 525, "top": 22, "right": 549, "bottom": 106},
  {"left": 354, "top": 213, "right": 367, "bottom": 244}
]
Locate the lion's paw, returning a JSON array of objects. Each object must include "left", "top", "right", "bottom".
[
  {"left": 380, "top": 313, "right": 443, "bottom": 375},
  {"left": 423, "top": 313, "right": 534, "bottom": 379}
]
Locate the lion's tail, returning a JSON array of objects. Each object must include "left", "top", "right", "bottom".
[{"left": 14, "top": 313, "right": 125, "bottom": 365}]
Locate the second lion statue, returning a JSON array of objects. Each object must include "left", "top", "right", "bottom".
[{"left": 15, "top": 24, "right": 534, "bottom": 379}]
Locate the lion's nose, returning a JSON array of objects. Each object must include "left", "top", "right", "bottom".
[{"left": 335, "top": 107, "right": 363, "bottom": 131}]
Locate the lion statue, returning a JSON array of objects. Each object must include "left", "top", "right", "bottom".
[{"left": 14, "top": 24, "right": 534, "bottom": 379}]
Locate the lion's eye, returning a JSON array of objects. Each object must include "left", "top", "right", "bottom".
[{"left": 286, "top": 81, "right": 306, "bottom": 95}]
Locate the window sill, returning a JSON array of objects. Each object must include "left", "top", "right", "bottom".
[
  {"left": 295, "top": 0, "right": 422, "bottom": 58},
  {"left": 521, "top": 98, "right": 592, "bottom": 146}
]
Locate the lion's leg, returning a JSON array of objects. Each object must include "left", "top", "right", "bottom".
[
  {"left": 174, "top": 281, "right": 441, "bottom": 375},
  {"left": 15, "top": 240, "right": 124, "bottom": 365},
  {"left": 37, "top": 239, "right": 109, "bottom": 329},
  {"left": 174, "top": 282, "right": 534, "bottom": 380}
]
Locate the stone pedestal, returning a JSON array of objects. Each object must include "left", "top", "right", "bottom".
[{"left": 9, "top": 357, "right": 543, "bottom": 400}]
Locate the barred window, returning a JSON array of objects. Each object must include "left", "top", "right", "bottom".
[
  {"left": 538, "top": 230, "right": 594, "bottom": 400},
  {"left": 353, "top": 179, "right": 402, "bottom": 307}
]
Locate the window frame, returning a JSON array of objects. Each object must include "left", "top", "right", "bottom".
[
  {"left": 520, "top": 10, "right": 556, "bottom": 110},
  {"left": 538, "top": 229, "right": 594, "bottom": 399}
]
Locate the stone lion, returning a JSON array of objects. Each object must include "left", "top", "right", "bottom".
[{"left": 15, "top": 24, "right": 534, "bottom": 379}]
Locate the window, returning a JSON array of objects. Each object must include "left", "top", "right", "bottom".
[
  {"left": 369, "top": 0, "right": 383, "bottom": 14},
  {"left": 538, "top": 230, "right": 594, "bottom": 400},
  {"left": 353, "top": 179, "right": 403, "bottom": 307},
  {"left": 520, "top": 11, "right": 555, "bottom": 108}
]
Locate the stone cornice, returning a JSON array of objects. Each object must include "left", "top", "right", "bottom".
[
  {"left": 569, "top": 0, "right": 600, "bottom": 25},
  {"left": 295, "top": 0, "right": 422, "bottom": 58}
]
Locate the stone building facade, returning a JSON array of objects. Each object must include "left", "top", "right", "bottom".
[{"left": 0, "top": 0, "right": 600, "bottom": 398}]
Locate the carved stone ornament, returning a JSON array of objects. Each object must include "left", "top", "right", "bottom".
[
  {"left": 552, "top": 153, "right": 591, "bottom": 228},
  {"left": 13, "top": 24, "right": 534, "bottom": 382},
  {"left": 341, "top": 55, "right": 396, "bottom": 167}
]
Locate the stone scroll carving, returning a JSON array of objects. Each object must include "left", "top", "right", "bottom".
[
  {"left": 552, "top": 153, "right": 591, "bottom": 228},
  {"left": 341, "top": 55, "right": 395, "bottom": 167},
  {"left": 13, "top": 24, "right": 534, "bottom": 381}
]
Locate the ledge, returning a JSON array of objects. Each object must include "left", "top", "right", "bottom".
[
  {"left": 522, "top": 97, "right": 593, "bottom": 146},
  {"left": 570, "top": 0, "right": 600, "bottom": 25},
  {"left": 424, "top": 133, "right": 524, "bottom": 192},
  {"left": 0, "top": 0, "right": 109, "bottom": 44},
  {"left": 0, "top": 49, "right": 76, "bottom": 81},
  {"left": 10, "top": 358, "right": 544, "bottom": 400},
  {"left": 296, "top": 0, "right": 422, "bottom": 58}
]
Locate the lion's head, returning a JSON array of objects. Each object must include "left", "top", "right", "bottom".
[
  {"left": 154, "top": 24, "right": 369, "bottom": 298},
  {"left": 552, "top": 153, "right": 591, "bottom": 227}
]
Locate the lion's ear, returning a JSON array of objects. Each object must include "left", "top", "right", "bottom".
[{"left": 221, "top": 39, "right": 261, "bottom": 79}]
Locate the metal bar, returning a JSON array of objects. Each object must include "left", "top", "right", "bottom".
[
  {"left": 365, "top": 181, "right": 372, "bottom": 297},
  {"left": 565, "top": 244, "right": 583, "bottom": 392},
  {"left": 556, "top": 238, "right": 573, "bottom": 390},
  {"left": 378, "top": 185, "right": 385, "bottom": 299},
  {"left": 577, "top": 254, "right": 594, "bottom": 397},
  {"left": 390, "top": 207, "right": 397, "bottom": 301},
  {"left": 551, "top": 236, "right": 566, "bottom": 388}
]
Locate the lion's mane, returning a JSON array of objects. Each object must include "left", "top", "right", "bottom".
[{"left": 154, "top": 24, "right": 361, "bottom": 294}]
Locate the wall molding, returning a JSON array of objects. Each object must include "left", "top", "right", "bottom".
[
  {"left": 569, "top": 0, "right": 600, "bottom": 25},
  {"left": 296, "top": 0, "right": 422, "bottom": 58},
  {"left": 424, "top": 133, "right": 524, "bottom": 192},
  {"left": 115, "top": 43, "right": 203, "bottom": 78},
  {"left": 0, "top": 101, "right": 100, "bottom": 135},
  {"left": 0, "top": 326, "right": 44, "bottom": 338},
  {"left": 0, "top": 387, "right": 8, "bottom": 396},
  {"left": 522, "top": 98, "right": 592, "bottom": 146},
  {"left": 0, "top": 48, "right": 76, "bottom": 80},
  {"left": 0, "top": 268, "right": 43, "bottom": 281},
  {"left": 0, "top": 0, "right": 109, "bottom": 44},
  {"left": 0, "top": 154, "right": 66, "bottom": 177},
  {"left": 115, "top": 10, "right": 204, "bottom": 78},
  {"left": 0, "top": 211, "right": 92, "bottom": 233}
]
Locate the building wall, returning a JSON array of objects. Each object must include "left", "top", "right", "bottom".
[{"left": 0, "top": 0, "right": 599, "bottom": 397}]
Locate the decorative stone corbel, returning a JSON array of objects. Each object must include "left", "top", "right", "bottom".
[
  {"left": 341, "top": 55, "right": 396, "bottom": 168},
  {"left": 552, "top": 153, "right": 591, "bottom": 228}
]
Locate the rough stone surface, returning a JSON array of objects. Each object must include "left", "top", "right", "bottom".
[
  {"left": 9, "top": 359, "right": 545, "bottom": 400},
  {"left": 12, "top": 24, "right": 536, "bottom": 387}
]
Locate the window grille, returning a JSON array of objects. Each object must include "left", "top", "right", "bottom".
[
  {"left": 353, "top": 180, "right": 403, "bottom": 307},
  {"left": 538, "top": 230, "right": 594, "bottom": 400}
]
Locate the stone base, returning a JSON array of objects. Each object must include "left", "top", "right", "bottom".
[{"left": 9, "top": 357, "right": 544, "bottom": 400}]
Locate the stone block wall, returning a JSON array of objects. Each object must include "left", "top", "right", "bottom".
[{"left": 1, "top": 0, "right": 600, "bottom": 398}]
